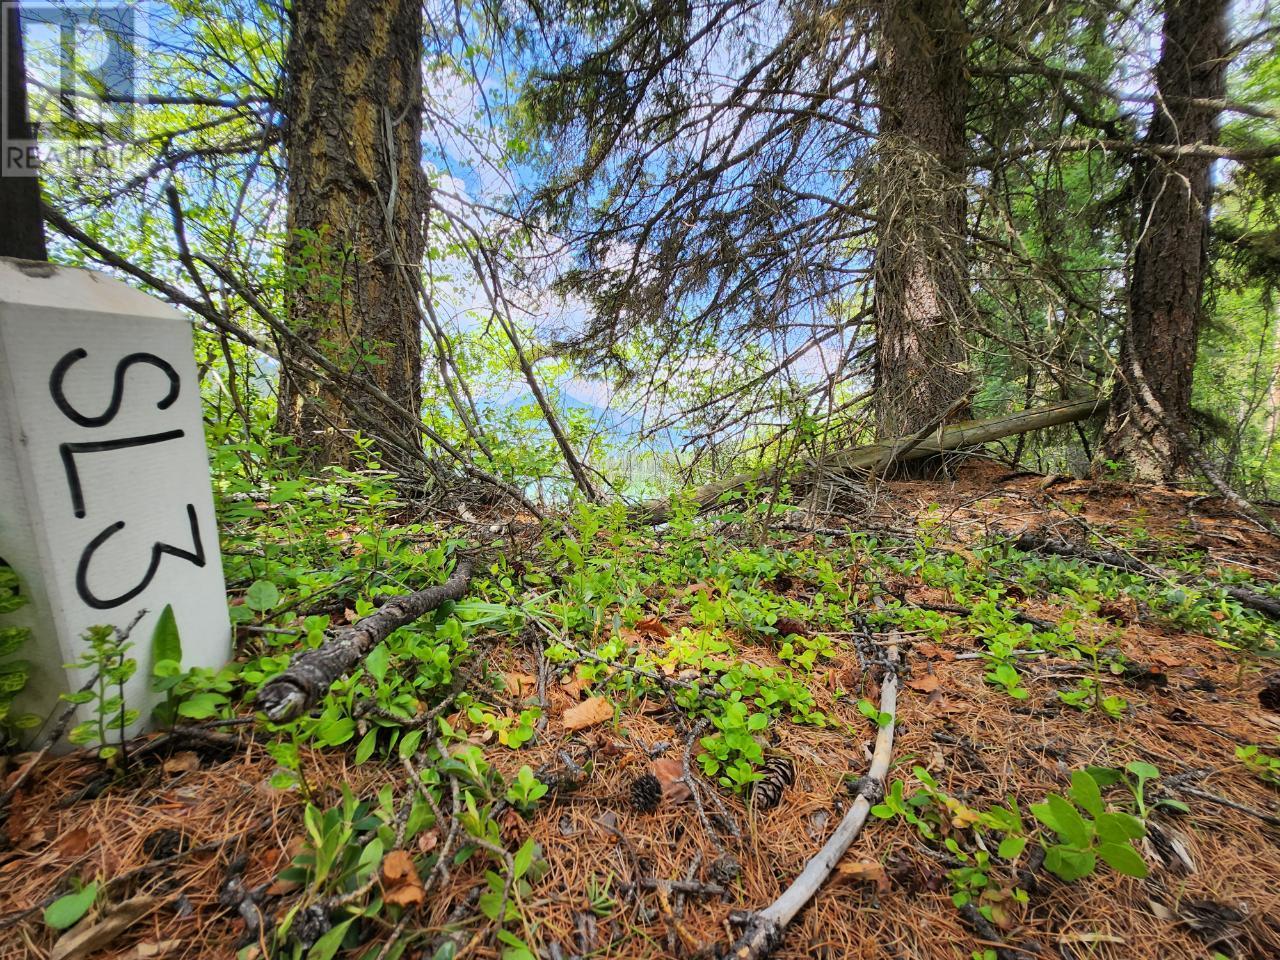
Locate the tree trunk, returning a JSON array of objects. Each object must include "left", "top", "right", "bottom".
[
  {"left": 872, "top": 0, "right": 971, "bottom": 439},
  {"left": 279, "top": 0, "right": 426, "bottom": 466},
  {"left": 1, "top": 1, "right": 48, "bottom": 260},
  {"left": 1099, "top": 0, "right": 1227, "bottom": 482}
]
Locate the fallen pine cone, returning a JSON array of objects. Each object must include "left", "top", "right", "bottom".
[
  {"left": 752, "top": 755, "right": 796, "bottom": 811},
  {"left": 772, "top": 616, "right": 809, "bottom": 639},
  {"left": 630, "top": 772, "right": 663, "bottom": 814},
  {"left": 1259, "top": 671, "right": 1280, "bottom": 713}
]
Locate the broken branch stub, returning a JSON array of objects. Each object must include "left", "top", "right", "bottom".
[{"left": 256, "top": 558, "right": 474, "bottom": 721}]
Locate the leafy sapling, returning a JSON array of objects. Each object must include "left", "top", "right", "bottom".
[
  {"left": 64, "top": 621, "right": 141, "bottom": 767},
  {"left": 505, "top": 765, "right": 549, "bottom": 815},
  {"left": 1236, "top": 743, "right": 1280, "bottom": 786},
  {"left": 857, "top": 698, "right": 893, "bottom": 727}
]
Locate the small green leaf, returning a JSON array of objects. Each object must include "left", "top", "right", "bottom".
[
  {"left": 44, "top": 881, "right": 97, "bottom": 930},
  {"left": 316, "top": 716, "right": 355, "bottom": 745},
  {"left": 513, "top": 837, "right": 537, "bottom": 878},
  {"left": 1032, "top": 794, "right": 1090, "bottom": 847},
  {"left": 1096, "top": 841, "right": 1149, "bottom": 878},
  {"left": 1125, "top": 761, "right": 1159, "bottom": 784},
  {"left": 1084, "top": 766, "right": 1123, "bottom": 788},
  {"left": 306, "top": 918, "right": 353, "bottom": 960},
  {"left": 399, "top": 729, "right": 424, "bottom": 759},
  {"left": 997, "top": 835, "right": 1027, "bottom": 861},
  {"left": 1043, "top": 845, "right": 1096, "bottom": 882},
  {"left": 245, "top": 580, "right": 280, "bottom": 613},
  {"left": 177, "top": 691, "right": 225, "bottom": 720},
  {"left": 1068, "top": 770, "right": 1104, "bottom": 818},
  {"left": 150, "top": 604, "right": 182, "bottom": 669},
  {"left": 1095, "top": 811, "right": 1145, "bottom": 843},
  {"left": 355, "top": 728, "right": 378, "bottom": 764},
  {"left": 0, "top": 625, "right": 29, "bottom": 657},
  {"left": 357, "top": 837, "right": 384, "bottom": 878},
  {"left": 365, "top": 644, "right": 390, "bottom": 683}
]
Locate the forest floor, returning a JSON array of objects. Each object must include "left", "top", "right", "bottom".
[{"left": 2, "top": 462, "right": 1280, "bottom": 960}]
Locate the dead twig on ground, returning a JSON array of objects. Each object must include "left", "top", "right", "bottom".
[
  {"left": 724, "top": 617, "right": 901, "bottom": 959},
  {"left": 257, "top": 557, "right": 474, "bottom": 721}
]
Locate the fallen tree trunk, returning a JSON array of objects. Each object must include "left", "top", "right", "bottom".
[
  {"left": 1013, "top": 531, "right": 1280, "bottom": 621},
  {"left": 638, "top": 397, "right": 1106, "bottom": 524},
  {"left": 256, "top": 558, "right": 474, "bottom": 721},
  {"left": 725, "top": 629, "right": 900, "bottom": 959}
]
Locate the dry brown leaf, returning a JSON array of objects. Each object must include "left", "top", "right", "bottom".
[
  {"left": 504, "top": 672, "right": 537, "bottom": 699},
  {"left": 127, "top": 941, "right": 183, "bottom": 960},
  {"left": 499, "top": 807, "right": 524, "bottom": 840},
  {"left": 381, "top": 849, "right": 419, "bottom": 884},
  {"left": 907, "top": 674, "right": 940, "bottom": 693},
  {"left": 651, "top": 758, "right": 692, "bottom": 803},
  {"left": 54, "top": 827, "right": 95, "bottom": 858},
  {"left": 380, "top": 849, "right": 425, "bottom": 907},
  {"left": 560, "top": 676, "right": 589, "bottom": 701},
  {"left": 835, "top": 859, "right": 890, "bottom": 894},
  {"left": 634, "top": 617, "right": 673, "bottom": 638},
  {"left": 161, "top": 751, "right": 200, "bottom": 775},
  {"left": 914, "top": 642, "right": 955, "bottom": 662},
  {"left": 773, "top": 616, "right": 808, "bottom": 639},
  {"left": 264, "top": 876, "right": 301, "bottom": 897},
  {"left": 563, "top": 696, "right": 615, "bottom": 731},
  {"left": 384, "top": 883, "right": 425, "bottom": 907},
  {"left": 417, "top": 830, "right": 439, "bottom": 854}
]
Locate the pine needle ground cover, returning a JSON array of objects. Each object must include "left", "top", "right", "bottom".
[{"left": 2, "top": 463, "right": 1279, "bottom": 960}]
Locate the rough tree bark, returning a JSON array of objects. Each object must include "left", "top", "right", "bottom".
[
  {"left": 1, "top": 1, "right": 48, "bottom": 260},
  {"left": 1099, "top": 0, "right": 1227, "bottom": 482},
  {"left": 279, "top": 0, "right": 427, "bottom": 466},
  {"left": 872, "top": 0, "right": 971, "bottom": 439}
]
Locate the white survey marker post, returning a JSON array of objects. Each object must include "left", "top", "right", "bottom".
[{"left": 0, "top": 257, "right": 230, "bottom": 743}]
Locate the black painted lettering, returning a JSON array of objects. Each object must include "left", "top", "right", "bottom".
[
  {"left": 59, "top": 430, "right": 186, "bottom": 518},
  {"left": 75, "top": 504, "right": 207, "bottom": 610},
  {"left": 49, "top": 349, "right": 180, "bottom": 428}
]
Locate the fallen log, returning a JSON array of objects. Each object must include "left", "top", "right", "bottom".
[
  {"left": 725, "top": 625, "right": 900, "bottom": 959},
  {"left": 638, "top": 397, "right": 1106, "bottom": 523},
  {"left": 256, "top": 558, "right": 474, "bottom": 721},
  {"left": 1013, "top": 531, "right": 1280, "bottom": 621}
]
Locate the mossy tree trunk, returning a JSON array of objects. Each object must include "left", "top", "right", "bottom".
[
  {"left": 279, "top": 0, "right": 426, "bottom": 466},
  {"left": 872, "top": 0, "right": 972, "bottom": 440},
  {"left": 1099, "top": 0, "right": 1227, "bottom": 482}
]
